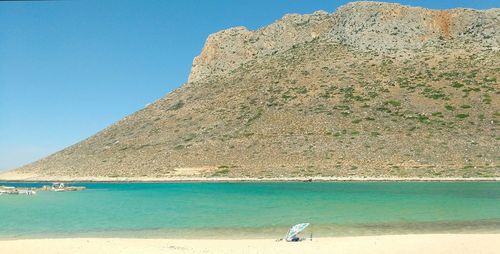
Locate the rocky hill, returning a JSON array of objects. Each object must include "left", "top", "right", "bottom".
[
  {"left": 7, "top": 2, "right": 500, "bottom": 180},
  {"left": 189, "top": 2, "right": 499, "bottom": 82}
]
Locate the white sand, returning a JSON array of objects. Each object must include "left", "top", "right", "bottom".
[{"left": 0, "top": 234, "right": 499, "bottom": 254}]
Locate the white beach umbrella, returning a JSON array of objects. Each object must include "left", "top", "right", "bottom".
[{"left": 285, "top": 223, "right": 310, "bottom": 241}]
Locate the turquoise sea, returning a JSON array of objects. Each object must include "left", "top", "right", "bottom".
[{"left": 0, "top": 182, "right": 499, "bottom": 239}]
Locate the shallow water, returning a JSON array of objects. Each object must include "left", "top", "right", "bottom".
[{"left": 0, "top": 182, "right": 499, "bottom": 238}]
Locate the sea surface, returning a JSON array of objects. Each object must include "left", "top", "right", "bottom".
[{"left": 0, "top": 182, "right": 499, "bottom": 239}]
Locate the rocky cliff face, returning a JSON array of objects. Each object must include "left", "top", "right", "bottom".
[
  {"left": 8, "top": 2, "right": 499, "bottom": 180},
  {"left": 332, "top": 2, "right": 499, "bottom": 50},
  {"left": 188, "top": 10, "right": 334, "bottom": 83},
  {"left": 189, "top": 1, "right": 499, "bottom": 83}
]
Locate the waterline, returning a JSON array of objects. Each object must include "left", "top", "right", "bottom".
[{"left": 1, "top": 182, "right": 499, "bottom": 239}]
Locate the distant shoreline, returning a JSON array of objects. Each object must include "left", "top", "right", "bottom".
[{"left": 0, "top": 174, "right": 498, "bottom": 183}]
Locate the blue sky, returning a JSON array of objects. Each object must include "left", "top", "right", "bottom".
[{"left": 0, "top": 0, "right": 498, "bottom": 171}]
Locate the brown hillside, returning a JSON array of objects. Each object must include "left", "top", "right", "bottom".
[{"left": 10, "top": 2, "right": 500, "bottom": 179}]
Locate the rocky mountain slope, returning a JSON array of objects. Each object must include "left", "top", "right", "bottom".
[
  {"left": 10, "top": 2, "right": 500, "bottom": 179},
  {"left": 189, "top": 2, "right": 499, "bottom": 82}
]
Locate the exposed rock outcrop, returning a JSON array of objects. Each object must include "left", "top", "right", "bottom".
[
  {"left": 189, "top": 1, "right": 499, "bottom": 82},
  {"left": 188, "top": 10, "right": 334, "bottom": 83}
]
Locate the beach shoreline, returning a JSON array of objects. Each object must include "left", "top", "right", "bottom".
[
  {"left": 0, "top": 172, "right": 498, "bottom": 183},
  {"left": 0, "top": 234, "right": 498, "bottom": 254}
]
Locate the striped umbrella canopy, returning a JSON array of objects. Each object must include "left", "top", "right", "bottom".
[{"left": 286, "top": 223, "right": 310, "bottom": 241}]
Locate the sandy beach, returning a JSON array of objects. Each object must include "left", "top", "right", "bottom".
[
  {"left": 0, "top": 234, "right": 498, "bottom": 254},
  {"left": 0, "top": 171, "right": 498, "bottom": 182}
]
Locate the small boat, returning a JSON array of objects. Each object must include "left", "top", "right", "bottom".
[
  {"left": 51, "top": 182, "right": 66, "bottom": 192},
  {"left": 49, "top": 182, "right": 86, "bottom": 192}
]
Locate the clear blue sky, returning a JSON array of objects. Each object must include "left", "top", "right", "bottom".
[{"left": 0, "top": 0, "right": 498, "bottom": 171}]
